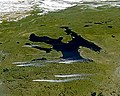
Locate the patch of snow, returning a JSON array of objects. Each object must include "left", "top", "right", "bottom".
[
  {"left": 54, "top": 74, "right": 93, "bottom": 78},
  {"left": 16, "top": 64, "right": 33, "bottom": 66},
  {"left": 33, "top": 77, "right": 86, "bottom": 82},
  {"left": 12, "top": 61, "right": 46, "bottom": 67},
  {"left": 58, "top": 60, "right": 83, "bottom": 64}
]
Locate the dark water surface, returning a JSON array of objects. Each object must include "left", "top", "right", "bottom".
[{"left": 29, "top": 27, "right": 102, "bottom": 61}]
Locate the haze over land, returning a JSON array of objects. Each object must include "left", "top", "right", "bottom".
[
  {"left": 0, "top": 0, "right": 120, "bottom": 13},
  {"left": 0, "top": 0, "right": 119, "bottom": 22}
]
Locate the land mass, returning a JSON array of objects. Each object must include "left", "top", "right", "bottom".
[{"left": 0, "top": 6, "right": 120, "bottom": 96}]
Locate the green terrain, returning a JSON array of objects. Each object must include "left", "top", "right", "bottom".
[{"left": 0, "top": 6, "right": 120, "bottom": 96}]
